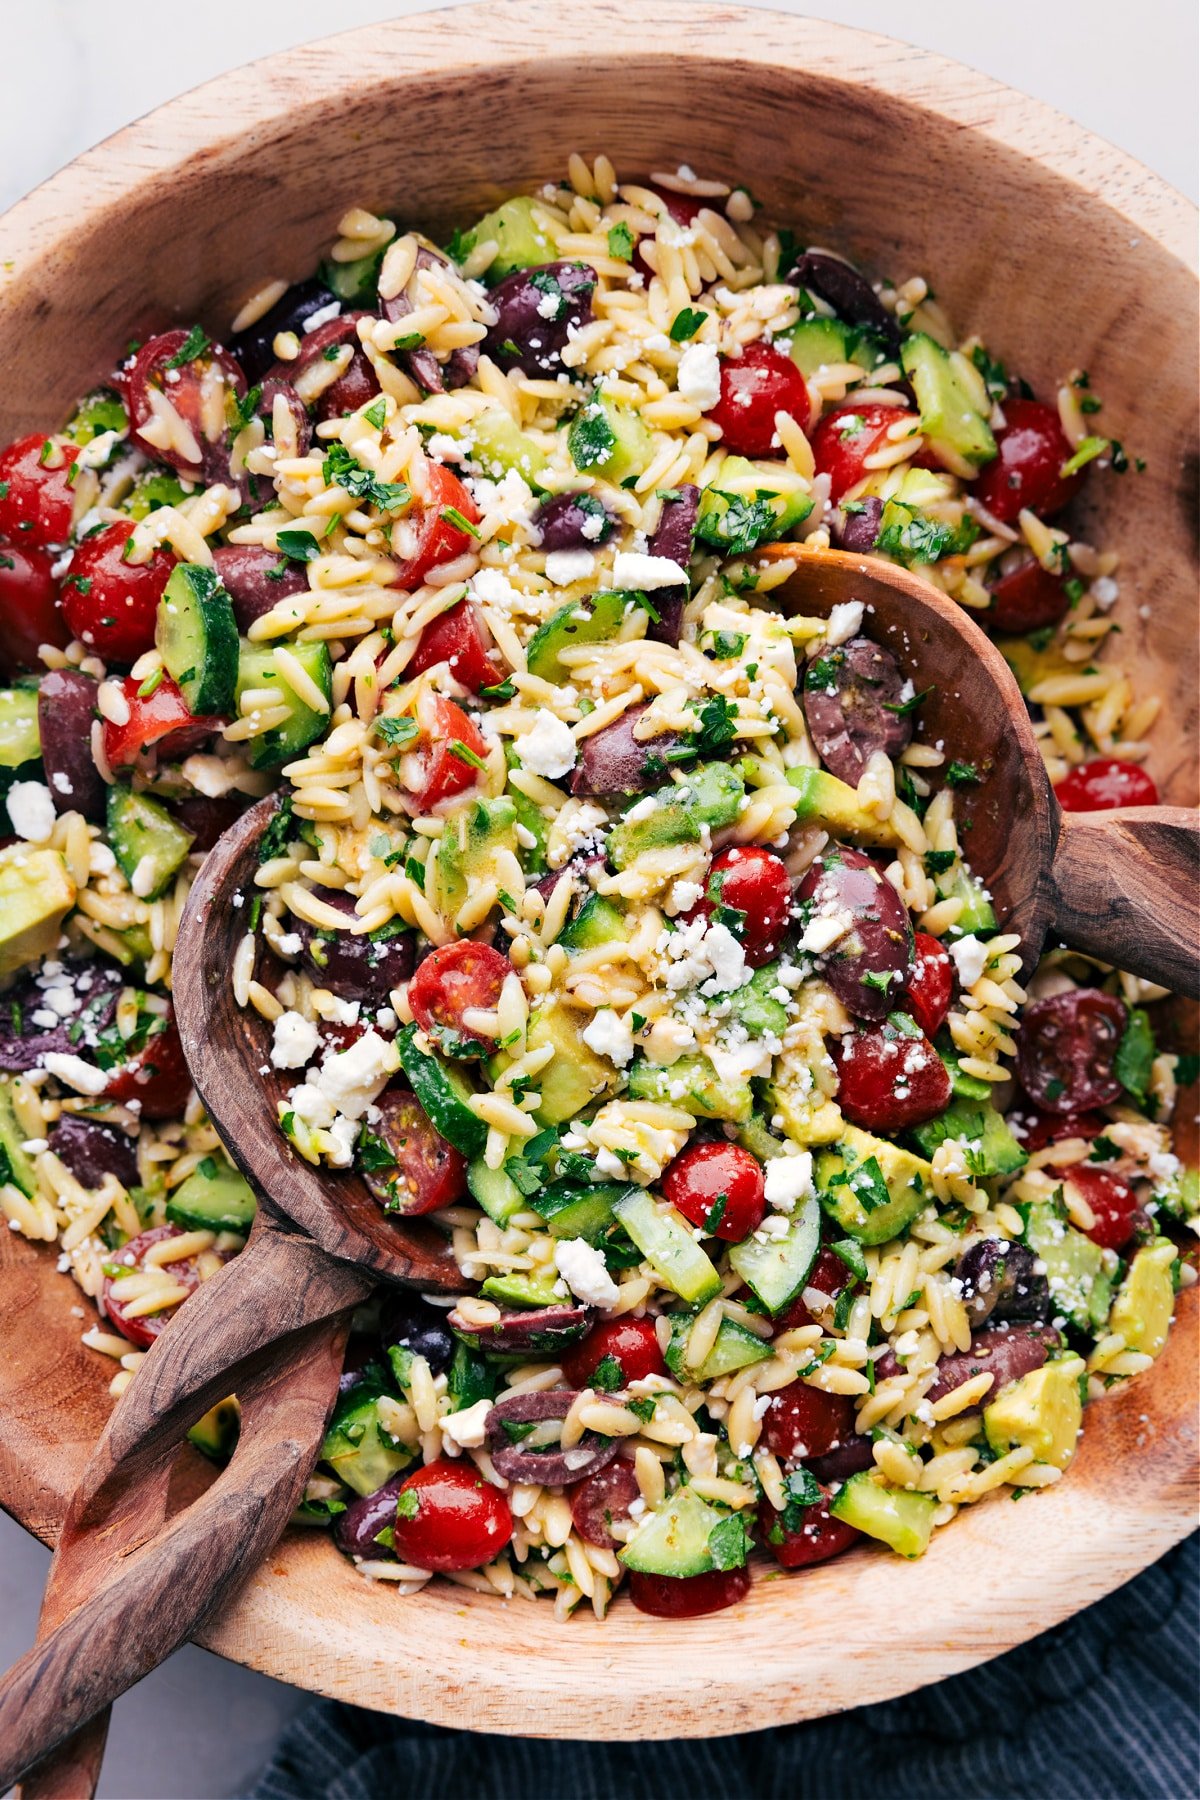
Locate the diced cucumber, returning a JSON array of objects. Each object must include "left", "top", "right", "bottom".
[
  {"left": 467, "top": 1158, "right": 526, "bottom": 1226},
  {"left": 166, "top": 1158, "right": 256, "bottom": 1233},
  {"left": 479, "top": 1271, "right": 561, "bottom": 1309},
  {"left": 736, "top": 1115, "right": 790, "bottom": 1161},
  {"left": 786, "top": 765, "right": 902, "bottom": 849},
  {"left": 696, "top": 454, "right": 813, "bottom": 547},
  {"left": 626, "top": 1053, "right": 752, "bottom": 1125},
  {"left": 815, "top": 1126, "right": 932, "bottom": 1246},
  {"left": 0, "top": 1079, "right": 38, "bottom": 1197},
  {"left": 618, "top": 1483, "right": 729, "bottom": 1578},
  {"left": 525, "top": 590, "right": 629, "bottom": 683},
  {"left": 829, "top": 1470, "right": 937, "bottom": 1557},
  {"left": 728, "top": 1193, "right": 821, "bottom": 1314},
  {"left": 0, "top": 688, "right": 41, "bottom": 772},
  {"left": 613, "top": 1189, "right": 722, "bottom": 1306},
  {"left": 455, "top": 197, "right": 556, "bottom": 282},
  {"left": 396, "top": 1023, "right": 487, "bottom": 1158},
  {"left": 107, "top": 784, "right": 195, "bottom": 901},
  {"left": 320, "top": 1391, "right": 413, "bottom": 1497},
  {"left": 462, "top": 409, "right": 548, "bottom": 482},
  {"left": 1023, "top": 1198, "right": 1111, "bottom": 1334},
  {"left": 569, "top": 395, "right": 652, "bottom": 485},
  {"left": 785, "top": 316, "right": 852, "bottom": 376},
  {"left": 557, "top": 893, "right": 627, "bottom": 953},
  {"left": 320, "top": 235, "right": 391, "bottom": 304},
  {"left": 909, "top": 1097, "right": 1028, "bottom": 1178},
  {"left": 900, "top": 333, "right": 996, "bottom": 473},
  {"left": 934, "top": 864, "right": 996, "bottom": 935},
  {"left": 156, "top": 563, "right": 240, "bottom": 716},
  {"left": 528, "top": 1182, "right": 628, "bottom": 1244},
  {"left": 983, "top": 1356, "right": 1085, "bottom": 1469},
  {"left": 125, "top": 469, "right": 190, "bottom": 522},
  {"left": 727, "top": 964, "right": 788, "bottom": 1038},
  {"left": 234, "top": 639, "right": 333, "bottom": 770},
  {"left": 684, "top": 762, "right": 745, "bottom": 829},
  {"left": 665, "top": 1314, "right": 771, "bottom": 1382},
  {"left": 447, "top": 1341, "right": 496, "bottom": 1412},
  {"left": 1155, "top": 1163, "right": 1199, "bottom": 1227},
  {"left": 64, "top": 386, "right": 129, "bottom": 447},
  {"left": 936, "top": 1040, "right": 994, "bottom": 1102},
  {"left": 187, "top": 1395, "right": 240, "bottom": 1462}
]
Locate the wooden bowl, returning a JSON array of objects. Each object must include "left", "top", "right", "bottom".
[{"left": 0, "top": 3, "right": 1195, "bottom": 1738}]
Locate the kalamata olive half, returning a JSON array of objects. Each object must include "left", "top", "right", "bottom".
[
  {"left": 211, "top": 544, "right": 309, "bottom": 631},
  {"left": 805, "top": 1434, "right": 877, "bottom": 1485},
  {"left": 569, "top": 1459, "right": 640, "bottom": 1548},
  {"left": 483, "top": 262, "right": 596, "bottom": 376},
  {"left": 229, "top": 278, "right": 340, "bottom": 384},
  {"left": 448, "top": 1302, "right": 591, "bottom": 1356},
  {"left": 533, "top": 491, "right": 615, "bottom": 552},
  {"left": 925, "top": 1324, "right": 1061, "bottom": 1412},
  {"left": 795, "top": 843, "right": 914, "bottom": 1020},
  {"left": 0, "top": 961, "right": 122, "bottom": 1073},
  {"left": 382, "top": 246, "right": 480, "bottom": 394},
  {"left": 570, "top": 703, "right": 687, "bottom": 797},
  {"left": 333, "top": 1471, "right": 409, "bottom": 1559},
  {"left": 954, "top": 1239, "right": 1051, "bottom": 1328},
  {"left": 47, "top": 1116, "right": 139, "bottom": 1190},
  {"left": 831, "top": 496, "right": 883, "bottom": 555},
  {"left": 292, "top": 887, "right": 416, "bottom": 1003},
  {"left": 379, "top": 1289, "right": 457, "bottom": 1376},
  {"left": 788, "top": 252, "right": 900, "bottom": 354},
  {"left": 801, "top": 636, "right": 913, "bottom": 787},
  {"left": 645, "top": 483, "right": 699, "bottom": 647},
  {"left": 37, "top": 669, "right": 106, "bottom": 822},
  {"left": 485, "top": 1389, "right": 619, "bottom": 1485}
]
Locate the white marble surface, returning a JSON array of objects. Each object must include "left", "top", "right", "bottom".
[{"left": 0, "top": 5, "right": 1194, "bottom": 1797}]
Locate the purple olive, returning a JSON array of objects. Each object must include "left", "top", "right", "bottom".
[
  {"left": 169, "top": 796, "right": 245, "bottom": 854},
  {"left": 832, "top": 495, "right": 883, "bottom": 555},
  {"left": 257, "top": 377, "right": 312, "bottom": 456},
  {"left": 37, "top": 669, "right": 105, "bottom": 823},
  {"left": 448, "top": 1302, "right": 590, "bottom": 1355},
  {"left": 0, "top": 961, "right": 122, "bottom": 1074},
  {"left": 532, "top": 850, "right": 605, "bottom": 911},
  {"left": 926, "top": 1324, "right": 1062, "bottom": 1412},
  {"left": 337, "top": 1334, "right": 383, "bottom": 1395},
  {"left": 483, "top": 262, "right": 596, "bottom": 376},
  {"left": 788, "top": 252, "right": 900, "bottom": 354},
  {"left": 229, "top": 278, "right": 340, "bottom": 384},
  {"left": 533, "top": 492, "right": 615, "bottom": 553},
  {"left": 485, "top": 1389, "right": 619, "bottom": 1485},
  {"left": 47, "top": 1115, "right": 139, "bottom": 1189},
  {"left": 801, "top": 635, "right": 913, "bottom": 787},
  {"left": 266, "top": 312, "right": 379, "bottom": 424},
  {"left": 795, "top": 844, "right": 914, "bottom": 1021},
  {"left": 954, "top": 1240, "right": 1051, "bottom": 1328},
  {"left": 333, "top": 1472, "right": 408, "bottom": 1559},
  {"left": 806, "top": 1435, "right": 876, "bottom": 1484},
  {"left": 211, "top": 544, "right": 309, "bottom": 631},
  {"left": 379, "top": 1289, "right": 457, "bottom": 1376},
  {"left": 382, "top": 246, "right": 479, "bottom": 394},
  {"left": 570, "top": 703, "right": 687, "bottom": 797},
  {"left": 644, "top": 483, "right": 699, "bottom": 647},
  {"left": 292, "top": 887, "right": 415, "bottom": 1004}
]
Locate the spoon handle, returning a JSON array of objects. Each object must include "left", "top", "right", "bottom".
[
  {"left": 0, "top": 1210, "right": 371, "bottom": 1795},
  {"left": 1050, "top": 805, "right": 1200, "bottom": 997}
]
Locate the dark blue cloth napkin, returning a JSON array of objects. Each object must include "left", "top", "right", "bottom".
[{"left": 250, "top": 1533, "right": 1197, "bottom": 1800}]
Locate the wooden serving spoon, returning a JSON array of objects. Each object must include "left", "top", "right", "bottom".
[{"left": 2, "top": 544, "right": 1195, "bottom": 1794}]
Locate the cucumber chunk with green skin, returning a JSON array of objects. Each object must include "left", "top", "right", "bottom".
[
  {"left": 462, "top": 409, "right": 548, "bottom": 482},
  {"left": 829, "top": 1470, "right": 937, "bottom": 1557},
  {"left": 479, "top": 1271, "right": 562, "bottom": 1309},
  {"left": 785, "top": 765, "right": 902, "bottom": 849},
  {"left": 467, "top": 1158, "right": 526, "bottom": 1226},
  {"left": 234, "top": 639, "right": 333, "bottom": 770},
  {"left": 125, "top": 469, "right": 190, "bottom": 522},
  {"left": 528, "top": 1182, "right": 629, "bottom": 1244},
  {"left": 396, "top": 1023, "right": 487, "bottom": 1158},
  {"left": 320, "top": 1392, "right": 413, "bottom": 1497},
  {"left": 900, "top": 332, "right": 997, "bottom": 473},
  {"left": 107, "top": 785, "right": 195, "bottom": 901},
  {"left": 728, "top": 1193, "right": 821, "bottom": 1315},
  {"left": 696, "top": 455, "right": 813, "bottom": 548},
  {"left": 320, "top": 237, "right": 391, "bottom": 303},
  {"left": 815, "top": 1126, "right": 932, "bottom": 1246},
  {"left": 557, "top": 893, "right": 627, "bottom": 954},
  {"left": 166, "top": 1158, "right": 256, "bottom": 1233},
  {"left": 456, "top": 197, "right": 556, "bottom": 282},
  {"left": 569, "top": 395, "right": 653, "bottom": 485},
  {"left": 934, "top": 864, "right": 997, "bottom": 935},
  {"left": 447, "top": 1341, "right": 496, "bottom": 1411},
  {"left": 909, "top": 1097, "right": 1028, "bottom": 1178},
  {"left": 784, "top": 316, "right": 852, "bottom": 376},
  {"left": 618, "top": 1483, "right": 729, "bottom": 1577},
  {"left": 936, "top": 1039, "right": 994, "bottom": 1102},
  {"left": 1023, "top": 1199, "right": 1112, "bottom": 1333},
  {"left": 613, "top": 1189, "right": 722, "bottom": 1306},
  {"left": 665, "top": 1314, "right": 772, "bottom": 1383},
  {"left": 64, "top": 386, "right": 129, "bottom": 447},
  {"left": 726, "top": 964, "right": 788, "bottom": 1038},
  {"left": 626, "top": 1053, "right": 752, "bottom": 1124},
  {"left": 0, "top": 1080, "right": 38, "bottom": 1197},
  {"left": 736, "top": 1115, "right": 790, "bottom": 1162},
  {"left": 156, "top": 563, "right": 240, "bottom": 716},
  {"left": 525, "top": 590, "right": 629, "bottom": 683}
]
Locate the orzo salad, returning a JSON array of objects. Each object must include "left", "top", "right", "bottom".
[{"left": 0, "top": 153, "right": 1194, "bottom": 1621}]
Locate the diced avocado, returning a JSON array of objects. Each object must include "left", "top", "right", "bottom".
[
  {"left": 0, "top": 1079, "right": 39, "bottom": 1196},
  {"left": 685, "top": 762, "right": 745, "bottom": 829},
  {"left": 430, "top": 795, "right": 518, "bottom": 921},
  {"left": 569, "top": 395, "right": 653, "bottom": 486},
  {"left": 983, "top": 1355, "right": 1086, "bottom": 1469},
  {"left": 187, "top": 1395, "right": 240, "bottom": 1462},
  {"left": 829, "top": 1470, "right": 937, "bottom": 1557},
  {"left": 456, "top": 196, "right": 556, "bottom": 282},
  {"left": 1108, "top": 1240, "right": 1178, "bottom": 1357},
  {"left": 607, "top": 763, "right": 745, "bottom": 871},
  {"left": 64, "top": 386, "right": 129, "bottom": 448},
  {"left": 909, "top": 1097, "right": 1028, "bottom": 1178},
  {"left": 613, "top": 1189, "right": 722, "bottom": 1306},
  {"left": 526, "top": 590, "right": 629, "bottom": 683},
  {"left": 934, "top": 864, "right": 996, "bottom": 935},
  {"left": 619, "top": 1483, "right": 730, "bottom": 1578},
  {"left": 786, "top": 765, "right": 902, "bottom": 849},
  {"left": 235, "top": 640, "right": 333, "bottom": 770},
  {"left": 728, "top": 1193, "right": 821, "bottom": 1314},
  {"left": 106, "top": 785, "right": 195, "bottom": 902},
  {"left": 727, "top": 964, "right": 788, "bottom": 1038},
  {"left": 696, "top": 454, "right": 813, "bottom": 547},
  {"left": 124, "top": 469, "right": 190, "bottom": 522},
  {"left": 627, "top": 1053, "right": 752, "bottom": 1125},
  {"left": 166, "top": 1158, "right": 256, "bottom": 1233},
  {"left": 528, "top": 1181, "right": 628, "bottom": 1245},
  {"left": 762, "top": 1069, "right": 843, "bottom": 1146},
  {"left": 396, "top": 1023, "right": 486, "bottom": 1158},
  {"left": 467, "top": 1158, "right": 526, "bottom": 1226},
  {"left": 785, "top": 316, "right": 853, "bottom": 376},
  {"left": 479, "top": 1271, "right": 561, "bottom": 1309},
  {"left": 0, "top": 845, "right": 76, "bottom": 980},
  {"left": 665, "top": 1314, "right": 771, "bottom": 1382},
  {"left": 816, "top": 1125, "right": 933, "bottom": 1246},
  {"left": 558, "top": 892, "right": 627, "bottom": 953},
  {"left": 462, "top": 409, "right": 549, "bottom": 482},
  {"left": 156, "top": 562, "right": 240, "bottom": 716},
  {"left": 525, "top": 998, "right": 615, "bottom": 1125},
  {"left": 320, "top": 1391, "right": 414, "bottom": 1498},
  {"left": 900, "top": 333, "right": 996, "bottom": 473},
  {"left": 0, "top": 689, "right": 41, "bottom": 774},
  {"left": 1023, "top": 1198, "right": 1112, "bottom": 1334}
]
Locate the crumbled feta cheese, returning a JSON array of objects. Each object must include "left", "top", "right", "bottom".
[
  {"left": 950, "top": 934, "right": 989, "bottom": 989},
  {"left": 6, "top": 781, "right": 56, "bottom": 844},
  {"left": 675, "top": 341, "right": 721, "bottom": 410},
  {"left": 758, "top": 1213, "right": 791, "bottom": 1240},
  {"left": 581, "top": 1009, "right": 635, "bottom": 1068},
  {"left": 271, "top": 1011, "right": 321, "bottom": 1070},
  {"left": 470, "top": 566, "right": 522, "bottom": 612},
  {"left": 701, "top": 922, "right": 748, "bottom": 994},
  {"left": 623, "top": 795, "right": 657, "bottom": 824},
  {"left": 302, "top": 300, "right": 342, "bottom": 333},
  {"left": 325, "top": 1114, "right": 359, "bottom": 1167},
  {"left": 440, "top": 1397, "right": 493, "bottom": 1450},
  {"left": 181, "top": 754, "right": 240, "bottom": 799},
  {"left": 514, "top": 708, "right": 576, "bottom": 779},
  {"left": 275, "top": 932, "right": 303, "bottom": 957},
  {"left": 51, "top": 771, "right": 73, "bottom": 796},
  {"left": 799, "top": 910, "right": 854, "bottom": 955},
  {"left": 593, "top": 1146, "right": 627, "bottom": 1180},
  {"left": 611, "top": 551, "right": 690, "bottom": 591},
  {"left": 311, "top": 1030, "right": 396, "bottom": 1122},
  {"left": 667, "top": 878, "right": 703, "bottom": 917},
  {"left": 824, "top": 601, "right": 864, "bottom": 645},
  {"left": 763, "top": 1150, "right": 814, "bottom": 1213},
  {"left": 706, "top": 1038, "right": 774, "bottom": 1086},
  {"left": 554, "top": 1237, "right": 620, "bottom": 1308},
  {"left": 41, "top": 1052, "right": 109, "bottom": 1096},
  {"left": 544, "top": 548, "right": 596, "bottom": 587},
  {"left": 1091, "top": 576, "right": 1119, "bottom": 610}
]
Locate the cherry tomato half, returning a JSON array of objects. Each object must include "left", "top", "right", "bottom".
[
  {"left": 103, "top": 674, "right": 222, "bottom": 769},
  {"left": 102, "top": 1223, "right": 205, "bottom": 1348},
  {"left": 973, "top": 398, "right": 1080, "bottom": 525},
  {"left": 407, "top": 597, "right": 501, "bottom": 692},
  {"left": 1017, "top": 1109, "right": 1105, "bottom": 1154},
  {"left": 562, "top": 1316, "right": 667, "bottom": 1389},
  {"left": 1016, "top": 988, "right": 1128, "bottom": 1114},
  {"left": 404, "top": 696, "right": 488, "bottom": 811},
  {"left": 364, "top": 1086, "right": 467, "bottom": 1215},
  {"left": 1054, "top": 757, "right": 1159, "bottom": 813},
  {"left": 812, "top": 402, "right": 916, "bottom": 503},
  {"left": 390, "top": 1457, "right": 513, "bottom": 1572},
  {"left": 392, "top": 464, "right": 482, "bottom": 590},
  {"left": 104, "top": 1005, "right": 193, "bottom": 1119},
  {"left": 122, "top": 329, "right": 247, "bottom": 482},
  {"left": 903, "top": 932, "right": 953, "bottom": 1040},
  {"left": 662, "top": 1140, "right": 766, "bottom": 1242},
  {"left": 757, "top": 1489, "right": 859, "bottom": 1570},
  {"left": 832, "top": 1020, "right": 952, "bottom": 1132},
  {"left": 684, "top": 846, "right": 792, "bottom": 968},
  {"left": 407, "top": 941, "right": 511, "bottom": 1056},
  {"left": 0, "top": 433, "right": 81, "bottom": 549},
  {"left": 1052, "top": 1163, "right": 1138, "bottom": 1251},
  {"left": 708, "top": 342, "right": 810, "bottom": 459},
  {"left": 628, "top": 1565, "right": 751, "bottom": 1618},
  {"left": 62, "top": 522, "right": 177, "bottom": 664},
  {"left": 0, "top": 543, "right": 69, "bottom": 674},
  {"left": 777, "top": 1245, "right": 860, "bottom": 1332},
  {"left": 985, "top": 559, "right": 1069, "bottom": 635},
  {"left": 762, "top": 1378, "right": 855, "bottom": 1462}
]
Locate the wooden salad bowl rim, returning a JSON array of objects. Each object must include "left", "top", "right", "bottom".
[{"left": 0, "top": 2, "right": 1195, "bottom": 1739}]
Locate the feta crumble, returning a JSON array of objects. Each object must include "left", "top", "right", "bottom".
[
  {"left": 271, "top": 1010, "right": 321, "bottom": 1070},
  {"left": 763, "top": 1150, "right": 814, "bottom": 1213},
  {"left": 949, "top": 933, "right": 989, "bottom": 990},
  {"left": 6, "top": 781, "right": 56, "bottom": 844},
  {"left": 611, "top": 551, "right": 690, "bottom": 592},
  {"left": 554, "top": 1237, "right": 620, "bottom": 1308},
  {"left": 676, "top": 342, "right": 721, "bottom": 411},
  {"left": 514, "top": 708, "right": 577, "bottom": 779},
  {"left": 824, "top": 601, "right": 865, "bottom": 646}
]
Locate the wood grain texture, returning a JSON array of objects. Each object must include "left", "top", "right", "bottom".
[
  {"left": 1052, "top": 807, "right": 1200, "bottom": 994},
  {"left": 0, "top": 1, "right": 1195, "bottom": 1741}
]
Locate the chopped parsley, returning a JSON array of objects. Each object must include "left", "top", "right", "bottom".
[
  {"left": 669, "top": 307, "right": 708, "bottom": 342},
  {"left": 276, "top": 528, "right": 321, "bottom": 564},
  {"left": 164, "top": 325, "right": 211, "bottom": 369},
  {"left": 707, "top": 1513, "right": 751, "bottom": 1570},
  {"left": 607, "top": 222, "right": 635, "bottom": 262},
  {"left": 694, "top": 491, "right": 779, "bottom": 556},
  {"left": 448, "top": 739, "right": 488, "bottom": 771},
  {"left": 946, "top": 761, "right": 980, "bottom": 787},
  {"left": 322, "top": 442, "right": 410, "bottom": 511},
  {"left": 374, "top": 715, "right": 420, "bottom": 749}
]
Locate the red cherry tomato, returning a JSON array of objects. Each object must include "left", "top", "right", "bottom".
[
  {"left": 390, "top": 1457, "right": 513, "bottom": 1572},
  {"left": 562, "top": 1316, "right": 667, "bottom": 1388},
  {"left": 1017, "top": 988, "right": 1128, "bottom": 1114},
  {"left": 405, "top": 696, "right": 488, "bottom": 810},
  {"left": 104, "top": 1005, "right": 193, "bottom": 1119},
  {"left": 628, "top": 1565, "right": 751, "bottom": 1618},
  {"left": 368, "top": 1087, "right": 467, "bottom": 1215},
  {"left": 757, "top": 1489, "right": 859, "bottom": 1570},
  {"left": 777, "top": 1245, "right": 859, "bottom": 1332},
  {"left": 708, "top": 342, "right": 810, "bottom": 459},
  {"left": 391, "top": 464, "right": 482, "bottom": 589},
  {"left": 985, "top": 559, "right": 1069, "bottom": 635},
  {"left": 832, "top": 1020, "right": 952, "bottom": 1132},
  {"left": 407, "top": 598, "right": 501, "bottom": 692},
  {"left": 661, "top": 1141, "right": 766, "bottom": 1242},
  {"left": 1054, "top": 757, "right": 1159, "bottom": 813},
  {"left": 762, "top": 1379, "right": 855, "bottom": 1462},
  {"left": 683, "top": 846, "right": 792, "bottom": 968},
  {"left": 569, "top": 1460, "right": 641, "bottom": 1549},
  {"left": 903, "top": 932, "right": 953, "bottom": 1039},
  {"left": 102, "top": 674, "right": 222, "bottom": 769},
  {"left": 812, "top": 402, "right": 916, "bottom": 502},
  {"left": 1052, "top": 1163, "right": 1139, "bottom": 1251},
  {"left": 408, "top": 941, "right": 511, "bottom": 1056},
  {"left": 1018, "top": 1108, "right": 1104, "bottom": 1154},
  {"left": 973, "top": 398, "right": 1081, "bottom": 525},
  {"left": 0, "top": 433, "right": 81, "bottom": 549},
  {"left": 62, "top": 523, "right": 177, "bottom": 664},
  {"left": 0, "top": 543, "right": 69, "bottom": 674},
  {"left": 122, "top": 329, "right": 247, "bottom": 481},
  {"left": 102, "top": 1224, "right": 205, "bottom": 1348}
]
